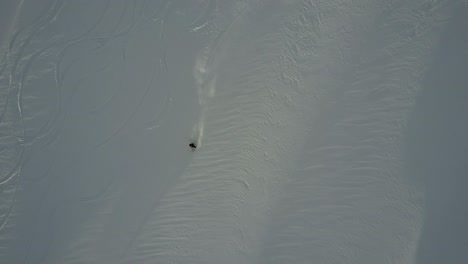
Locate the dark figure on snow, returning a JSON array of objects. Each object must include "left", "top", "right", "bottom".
[{"left": 189, "top": 142, "right": 197, "bottom": 151}]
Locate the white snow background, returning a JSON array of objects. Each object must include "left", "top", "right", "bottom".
[{"left": 0, "top": 0, "right": 467, "bottom": 263}]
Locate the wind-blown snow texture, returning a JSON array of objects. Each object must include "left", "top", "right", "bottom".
[{"left": 0, "top": 0, "right": 467, "bottom": 263}]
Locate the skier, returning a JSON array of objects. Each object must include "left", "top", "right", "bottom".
[{"left": 189, "top": 142, "right": 197, "bottom": 151}]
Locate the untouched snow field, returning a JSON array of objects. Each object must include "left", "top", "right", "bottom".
[{"left": 0, "top": 0, "right": 467, "bottom": 263}]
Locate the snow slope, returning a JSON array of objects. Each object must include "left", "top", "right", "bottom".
[{"left": 0, "top": 0, "right": 466, "bottom": 263}]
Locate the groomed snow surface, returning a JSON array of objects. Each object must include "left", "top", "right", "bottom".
[{"left": 0, "top": 0, "right": 467, "bottom": 263}]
